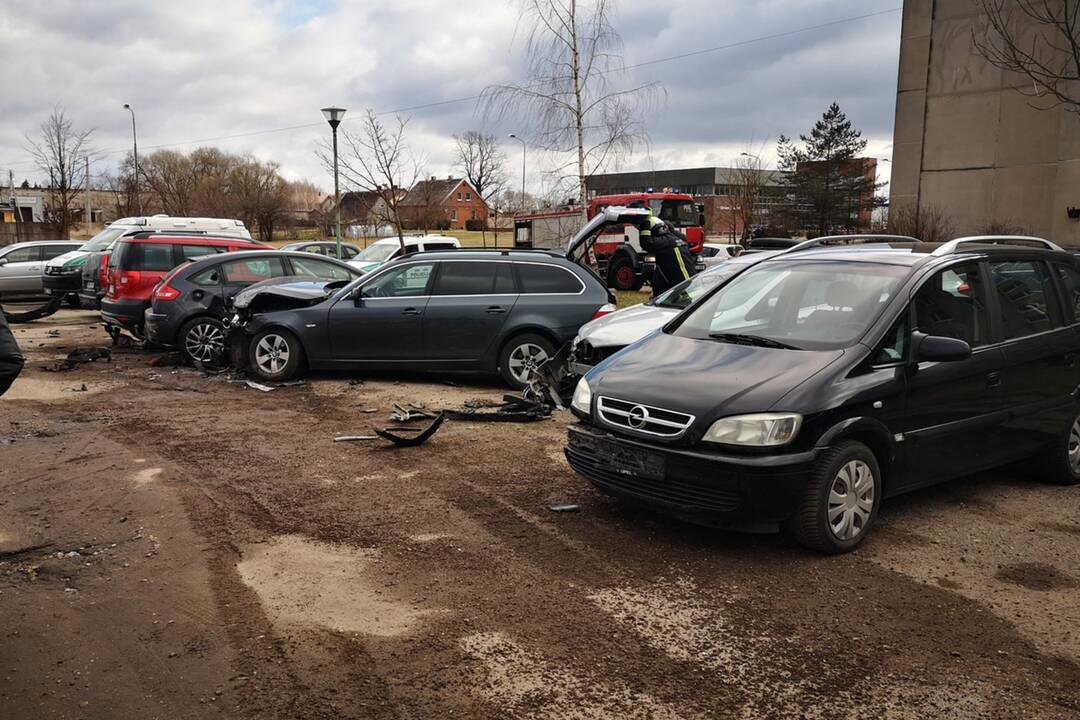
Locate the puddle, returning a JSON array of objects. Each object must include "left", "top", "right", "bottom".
[
  {"left": 995, "top": 562, "right": 1078, "bottom": 591},
  {"left": 460, "top": 631, "right": 696, "bottom": 720},
  {"left": 237, "top": 534, "right": 439, "bottom": 636}
]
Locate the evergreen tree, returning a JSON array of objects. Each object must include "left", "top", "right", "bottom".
[{"left": 777, "top": 103, "right": 882, "bottom": 236}]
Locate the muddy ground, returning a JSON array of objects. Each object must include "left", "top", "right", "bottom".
[{"left": 2, "top": 309, "right": 1080, "bottom": 719}]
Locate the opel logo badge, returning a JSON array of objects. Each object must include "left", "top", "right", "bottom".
[{"left": 627, "top": 405, "right": 649, "bottom": 429}]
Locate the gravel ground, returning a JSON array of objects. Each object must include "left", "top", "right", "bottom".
[{"left": 2, "top": 309, "right": 1079, "bottom": 719}]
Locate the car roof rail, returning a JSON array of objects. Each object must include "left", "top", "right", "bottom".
[
  {"left": 782, "top": 234, "right": 920, "bottom": 254},
  {"left": 413, "top": 247, "right": 563, "bottom": 258},
  {"left": 931, "top": 235, "right": 1063, "bottom": 255}
]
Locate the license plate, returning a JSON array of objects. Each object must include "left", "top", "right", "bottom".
[{"left": 570, "top": 430, "right": 665, "bottom": 481}]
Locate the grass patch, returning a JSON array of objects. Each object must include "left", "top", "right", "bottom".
[{"left": 614, "top": 289, "right": 651, "bottom": 308}]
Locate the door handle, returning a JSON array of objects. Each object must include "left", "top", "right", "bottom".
[
  {"left": 986, "top": 371, "right": 1002, "bottom": 389},
  {"left": 486, "top": 306, "right": 506, "bottom": 314},
  {"left": 402, "top": 308, "right": 422, "bottom": 316}
]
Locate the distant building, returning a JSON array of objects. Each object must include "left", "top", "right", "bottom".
[
  {"left": 890, "top": 0, "right": 1080, "bottom": 245},
  {"left": 400, "top": 177, "right": 488, "bottom": 230},
  {"left": 586, "top": 167, "right": 787, "bottom": 238}
]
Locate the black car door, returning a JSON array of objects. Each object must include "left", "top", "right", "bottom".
[
  {"left": 990, "top": 258, "right": 1079, "bottom": 457},
  {"left": 894, "top": 261, "right": 1011, "bottom": 489},
  {"left": 422, "top": 261, "right": 517, "bottom": 364},
  {"left": 326, "top": 261, "right": 435, "bottom": 361}
]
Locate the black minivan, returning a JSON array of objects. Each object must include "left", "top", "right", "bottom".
[{"left": 565, "top": 237, "right": 1080, "bottom": 553}]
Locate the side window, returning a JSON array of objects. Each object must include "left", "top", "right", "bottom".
[
  {"left": 425, "top": 242, "right": 457, "bottom": 251},
  {"left": 343, "top": 246, "right": 359, "bottom": 259},
  {"left": 990, "top": 260, "right": 1062, "bottom": 339},
  {"left": 872, "top": 312, "right": 909, "bottom": 365},
  {"left": 307, "top": 245, "right": 327, "bottom": 256},
  {"left": 180, "top": 245, "right": 225, "bottom": 261},
  {"left": 190, "top": 267, "right": 222, "bottom": 287},
  {"left": 403, "top": 244, "right": 418, "bottom": 255},
  {"left": 913, "top": 263, "right": 989, "bottom": 347},
  {"left": 43, "top": 245, "right": 74, "bottom": 260},
  {"left": 362, "top": 263, "right": 435, "bottom": 298},
  {"left": 4, "top": 246, "right": 41, "bottom": 263},
  {"left": 494, "top": 262, "right": 515, "bottom": 294},
  {"left": 219, "top": 257, "right": 286, "bottom": 284},
  {"left": 432, "top": 261, "right": 498, "bottom": 295},
  {"left": 136, "top": 244, "right": 178, "bottom": 271},
  {"left": 1053, "top": 263, "right": 1080, "bottom": 324},
  {"left": 288, "top": 257, "right": 353, "bottom": 282},
  {"left": 516, "top": 263, "right": 584, "bottom": 294}
]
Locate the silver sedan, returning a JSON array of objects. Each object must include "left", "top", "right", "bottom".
[{"left": 0, "top": 241, "right": 83, "bottom": 294}]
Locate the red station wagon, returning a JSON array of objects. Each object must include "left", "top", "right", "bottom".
[{"left": 101, "top": 233, "right": 268, "bottom": 341}]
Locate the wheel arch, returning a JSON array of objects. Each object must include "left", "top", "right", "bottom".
[
  {"left": 817, "top": 417, "right": 896, "bottom": 493},
  {"left": 494, "top": 325, "right": 561, "bottom": 372}
]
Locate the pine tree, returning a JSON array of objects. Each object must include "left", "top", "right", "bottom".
[{"left": 777, "top": 103, "right": 881, "bottom": 236}]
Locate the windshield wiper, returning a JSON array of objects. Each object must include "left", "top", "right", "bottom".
[{"left": 707, "top": 333, "right": 801, "bottom": 350}]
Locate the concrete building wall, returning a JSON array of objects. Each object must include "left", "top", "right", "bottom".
[{"left": 890, "top": 0, "right": 1080, "bottom": 246}]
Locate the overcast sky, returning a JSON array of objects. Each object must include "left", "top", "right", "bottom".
[{"left": 0, "top": 0, "right": 901, "bottom": 196}]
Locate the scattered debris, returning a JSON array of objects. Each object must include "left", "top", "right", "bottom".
[
  {"left": 334, "top": 435, "right": 378, "bottom": 442},
  {"left": 442, "top": 392, "right": 553, "bottom": 423},
  {"left": 443, "top": 379, "right": 460, "bottom": 387},
  {"left": 72, "top": 383, "right": 88, "bottom": 392},
  {"left": 358, "top": 407, "right": 378, "bottom": 414},
  {"left": 375, "top": 413, "right": 445, "bottom": 447},
  {"left": 245, "top": 381, "right": 275, "bottom": 392},
  {"left": 348, "top": 379, "right": 365, "bottom": 387},
  {"left": 42, "top": 346, "right": 112, "bottom": 372},
  {"left": 548, "top": 504, "right": 581, "bottom": 513},
  {"left": 391, "top": 403, "right": 437, "bottom": 422},
  {"left": 47, "top": 329, "right": 61, "bottom": 338},
  {"left": 148, "top": 353, "right": 183, "bottom": 368}
]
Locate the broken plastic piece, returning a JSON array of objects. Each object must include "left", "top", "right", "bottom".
[
  {"left": 245, "top": 380, "right": 275, "bottom": 392},
  {"left": 334, "top": 435, "right": 378, "bottom": 442},
  {"left": 375, "top": 413, "right": 445, "bottom": 447},
  {"left": 548, "top": 504, "right": 580, "bottom": 513}
]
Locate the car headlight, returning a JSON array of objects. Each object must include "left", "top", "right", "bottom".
[
  {"left": 702, "top": 413, "right": 802, "bottom": 447},
  {"left": 571, "top": 377, "right": 592, "bottom": 414}
]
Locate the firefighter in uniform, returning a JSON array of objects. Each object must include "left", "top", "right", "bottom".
[
  {"left": 638, "top": 212, "right": 696, "bottom": 297},
  {"left": 0, "top": 311, "right": 24, "bottom": 397}
]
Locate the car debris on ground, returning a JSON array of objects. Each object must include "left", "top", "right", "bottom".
[
  {"left": 42, "top": 346, "right": 112, "bottom": 372},
  {"left": 374, "top": 413, "right": 446, "bottom": 447}
]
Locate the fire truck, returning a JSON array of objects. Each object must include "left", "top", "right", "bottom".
[
  {"left": 513, "top": 192, "right": 705, "bottom": 290},
  {"left": 588, "top": 193, "right": 705, "bottom": 290}
]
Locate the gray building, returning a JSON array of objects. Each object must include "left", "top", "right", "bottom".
[
  {"left": 586, "top": 167, "right": 783, "bottom": 198},
  {"left": 890, "top": 0, "right": 1080, "bottom": 246}
]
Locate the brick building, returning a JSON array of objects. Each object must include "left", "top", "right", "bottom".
[{"left": 400, "top": 177, "right": 488, "bottom": 230}]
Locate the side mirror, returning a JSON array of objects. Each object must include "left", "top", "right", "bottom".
[
  {"left": 351, "top": 286, "right": 364, "bottom": 306},
  {"left": 913, "top": 331, "right": 971, "bottom": 363},
  {"left": 0, "top": 258, "right": 7, "bottom": 266}
]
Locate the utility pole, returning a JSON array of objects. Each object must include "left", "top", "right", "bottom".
[
  {"left": 123, "top": 104, "right": 142, "bottom": 215},
  {"left": 85, "top": 156, "right": 92, "bottom": 234}
]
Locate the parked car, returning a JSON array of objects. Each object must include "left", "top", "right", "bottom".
[
  {"left": 228, "top": 249, "right": 614, "bottom": 388},
  {"left": 569, "top": 251, "right": 783, "bottom": 376},
  {"left": 565, "top": 236, "right": 1080, "bottom": 553},
  {"left": 145, "top": 250, "right": 363, "bottom": 364},
  {"left": 101, "top": 233, "right": 269, "bottom": 342},
  {"left": 699, "top": 242, "right": 743, "bottom": 267},
  {"left": 42, "top": 216, "right": 252, "bottom": 307},
  {"left": 347, "top": 235, "right": 460, "bottom": 274},
  {"left": 0, "top": 241, "right": 83, "bottom": 295},
  {"left": 279, "top": 241, "right": 362, "bottom": 260}
]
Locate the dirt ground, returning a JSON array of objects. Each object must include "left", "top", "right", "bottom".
[{"left": 2, "top": 309, "right": 1080, "bottom": 720}]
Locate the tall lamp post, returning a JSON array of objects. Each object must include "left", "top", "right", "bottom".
[
  {"left": 123, "top": 104, "right": 142, "bottom": 215},
  {"left": 508, "top": 133, "right": 526, "bottom": 214},
  {"left": 321, "top": 107, "right": 347, "bottom": 259}
]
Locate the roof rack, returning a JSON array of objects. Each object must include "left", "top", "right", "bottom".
[
  {"left": 782, "top": 234, "right": 920, "bottom": 254},
  {"left": 931, "top": 235, "right": 1063, "bottom": 256},
  {"left": 412, "top": 247, "right": 564, "bottom": 258}
]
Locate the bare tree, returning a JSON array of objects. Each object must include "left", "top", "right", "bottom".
[
  {"left": 886, "top": 204, "right": 956, "bottom": 244},
  {"left": 973, "top": 0, "right": 1080, "bottom": 114},
  {"left": 727, "top": 146, "right": 770, "bottom": 246},
  {"left": 229, "top": 157, "right": 289, "bottom": 244},
  {"left": 482, "top": 0, "right": 661, "bottom": 220},
  {"left": 454, "top": 131, "right": 508, "bottom": 245},
  {"left": 140, "top": 149, "right": 199, "bottom": 216},
  {"left": 328, "top": 110, "right": 422, "bottom": 248},
  {"left": 100, "top": 153, "right": 141, "bottom": 219},
  {"left": 25, "top": 107, "right": 92, "bottom": 237}
]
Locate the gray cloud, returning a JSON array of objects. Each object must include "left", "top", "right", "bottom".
[{"left": 0, "top": 0, "right": 900, "bottom": 193}]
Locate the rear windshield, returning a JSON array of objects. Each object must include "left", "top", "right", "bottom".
[
  {"left": 82, "top": 226, "right": 129, "bottom": 252},
  {"left": 673, "top": 260, "right": 908, "bottom": 351},
  {"left": 112, "top": 242, "right": 177, "bottom": 272}
]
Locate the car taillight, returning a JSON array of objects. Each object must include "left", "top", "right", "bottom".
[
  {"left": 592, "top": 303, "right": 617, "bottom": 320},
  {"left": 153, "top": 283, "right": 180, "bottom": 301}
]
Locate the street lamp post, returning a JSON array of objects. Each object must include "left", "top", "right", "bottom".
[
  {"left": 321, "top": 106, "right": 347, "bottom": 259},
  {"left": 508, "top": 133, "right": 526, "bottom": 214},
  {"left": 123, "top": 104, "right": 142, "bottom": 215}
]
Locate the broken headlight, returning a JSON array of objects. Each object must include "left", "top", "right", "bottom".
[
  {"left": 571, "top": 377, "right": 592, "bottom": 414},
  {"left": 702, "top": 413, "right": 802, "bottom": 447}
]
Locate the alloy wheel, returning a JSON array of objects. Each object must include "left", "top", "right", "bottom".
[
  {"left": 255, "top": 334, "right": 291, "bottom": 375},
  {"left": 1068, "top": 417, "right": 1080, "bottom": 474},
  {"left": 185, "top": 322, "right": 225, "bottom": 363},
  {"left": 827, "top": 460, "right": 875, "bottom": 541},
  {"left": 507, "top": 343, "right": 549, "bottom": 385}
]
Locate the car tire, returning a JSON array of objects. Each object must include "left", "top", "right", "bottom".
[
  {"left": 64, "top": 294, "right": 81, "bottom": 309},
  {"left": 1037, "top": 409, "right": 1080, "bottom": 486},
  {"left": 498, "top": 333, "right": 556, "bottom": 390},
  {"left": 787, "top": 440, "right": 882, "bottom": 554},
  {"left": 607, "top": 254, "right": 641, "bottom": 291},
  {"left": 249, "top": 328, "right": 304, "bottom": 382},
  {"left": 179, "top": 316, "right": 227, "bottom": 367}
]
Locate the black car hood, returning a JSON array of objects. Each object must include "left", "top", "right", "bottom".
[
  {"left": 588, "top": 331, "right": 845, "bottom": 425},
  {"left": 233, "top": 277, "right": 345, "bottom": 310}
]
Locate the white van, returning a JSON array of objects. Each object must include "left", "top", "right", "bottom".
[
  {"left": 347, "top": 235, "right": 461, "bottom": 274},
  {"left": 43, "top": 215, "right": 252, "bottom": 300}
]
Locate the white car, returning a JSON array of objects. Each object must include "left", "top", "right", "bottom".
[
  {"left": 700, "top": 242, "right": 744, "bottom": 267},
  {"left": 568, "top": 251, "right": 781, "bottom": 375},
  {"left": 347, "top": 235, "right": 460, "bottom": 274}
]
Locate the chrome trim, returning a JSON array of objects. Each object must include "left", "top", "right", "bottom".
[
  {"left": 596, "top": 396, "right": 695, "bottom": 438},
  {"left": 932, "top": 235, "right": 1062, "bottom": 256}
]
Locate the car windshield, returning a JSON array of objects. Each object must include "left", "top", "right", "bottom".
[
  {"left": 648, "top": 199, "right": 698, "bottom": 227},
  {"left": 654, "top": 266, "right": 740, "bottom": 309},
  {"left": 673, "top": 260, "right": 907, "bottom": 351},
  {"left": 355, "top": 243, "right": 399, "bottom": 263},
  {"left": 81, "top": 226, "right": 128, "bottom": 252}
]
